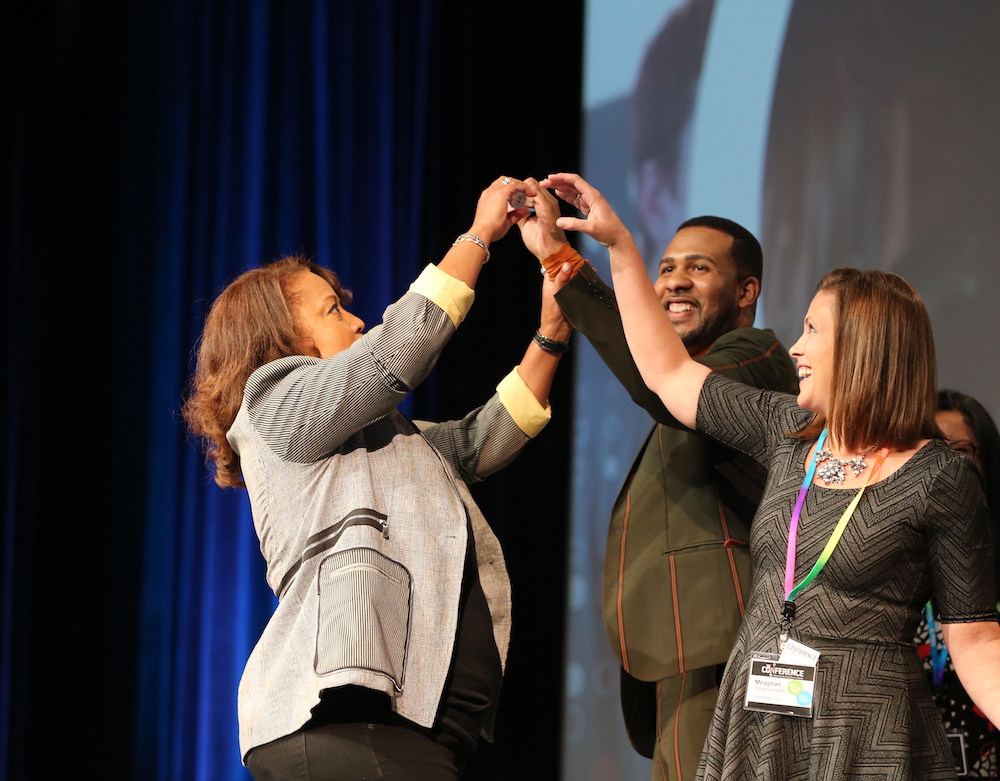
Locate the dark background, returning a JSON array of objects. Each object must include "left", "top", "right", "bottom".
[{"left": 2, "top": 2, "right": 583, "bottom": 778}]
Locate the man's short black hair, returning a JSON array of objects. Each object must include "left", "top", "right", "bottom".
[{"left": 677, "top": 215, "right": 763, "bottom": 283}]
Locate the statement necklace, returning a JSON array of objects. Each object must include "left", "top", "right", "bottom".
[{"left": 814, "top": 442, "right": 879, "bottom": 485}]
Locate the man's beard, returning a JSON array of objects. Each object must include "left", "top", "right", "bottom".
[{"left": 676, "top": 297, "right": 743, "bottom": 353}]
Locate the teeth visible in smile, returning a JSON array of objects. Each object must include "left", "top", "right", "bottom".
[
  {"left": 667, "top": 302, "right": 696, "bottom": 313},
  {"left": 798, "top": 367, "right": 812, "bottom": 380}
]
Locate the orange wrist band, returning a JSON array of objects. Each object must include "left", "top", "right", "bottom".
[{"left": 539, "top": 244, "right": 585, "bottom": 281}]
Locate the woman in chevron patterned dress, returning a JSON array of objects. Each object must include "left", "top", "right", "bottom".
[
  {"left": 541, "top": 171, "right": 1000, "bottom": 780},
  {"left": 914, "top": 390, "right": 1000, "bottom": 777}
]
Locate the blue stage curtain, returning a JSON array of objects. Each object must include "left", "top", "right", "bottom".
[
  {"left": 132, "top": 2, "right": 434, "bottom": 778},
  {"left": 3, "top": 2, "right": 579, "bottom": 778}
]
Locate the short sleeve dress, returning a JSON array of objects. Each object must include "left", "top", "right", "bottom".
[{"left": 694, "top": 373, "right": 1000, "bottom": 780}]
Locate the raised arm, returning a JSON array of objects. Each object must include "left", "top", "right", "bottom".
[
  {"left": 418, "top": 274, "right": 571, "bottom": 483},
  {"left": 544, "top": 172, "right": 709, "bottom": 429},
  {"left": 516, "top": 175, "right": 677, "bottom": 418},
  {"left": 418, "top": 204, "right": 574, "bottom": 481},
  {"left": 437, "top": 175, "right": 536, "bottom": 288},
  {"left": 943, "top": 620, "right": 1000, "bottom": 726},
  {"left": 514, "top": 260, "right": 574, "bottom": 408},
  {"left": 451, "top": 174, "right": 570, "bottom": 409}
]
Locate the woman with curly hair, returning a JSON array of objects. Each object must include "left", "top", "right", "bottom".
[{"left": 184, "top": 177, "right": 572, "bottom": 780}]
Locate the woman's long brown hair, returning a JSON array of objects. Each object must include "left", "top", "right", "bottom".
[{"left": 182, "top": 255, "right": 349, "bottom": 487}]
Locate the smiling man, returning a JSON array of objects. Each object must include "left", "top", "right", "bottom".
[
  {"left": 653, "top": 222, "right": 758, "bottom": 356},
  {"left": 518, "top": 200, "right": 798, "bottom": 781}
]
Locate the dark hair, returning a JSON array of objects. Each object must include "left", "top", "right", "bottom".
[
  {"left": 938, "top": 389, "right": 1000, "bottom": 599},
  {"left": 182, "top": 255, "right": 351, "bottom": 487},
  {"left": 631, "top": 0, "right": 716, "bottom": 194},
  {"left": 677, "top": 215, "right": 763, "bottom": 283},
  {"left": 795, "top": 268, "right": 939, "bottom": 452}
]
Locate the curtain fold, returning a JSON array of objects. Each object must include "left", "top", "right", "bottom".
[{"left": 134, "top": 3, "right": 435, "bottom": 778}]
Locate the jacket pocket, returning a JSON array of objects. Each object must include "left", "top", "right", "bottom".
[{"left": 315, "top": 547, "right": 412, "bottom": 690}]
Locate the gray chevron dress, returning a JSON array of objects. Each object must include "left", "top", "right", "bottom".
[{"left": 693, "top": 373, "right": 999, "bottom": 780}]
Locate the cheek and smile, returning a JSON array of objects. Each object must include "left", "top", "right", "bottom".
[
  {"left": 792, "top": 348, "right": 822, "bottom": 412},
  {"left": 789, "top": 290, "right": 836, "bottom": 414},
  {"left": 656, "top": 277, "right": 744, "bottom": 356},
  {"left": 658, "top": 286, "right": 708, "bottom": 342}
]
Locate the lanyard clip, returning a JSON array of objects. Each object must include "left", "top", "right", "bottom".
[{"left": 782, "top": 600, "right": 797, "bottom": 620}]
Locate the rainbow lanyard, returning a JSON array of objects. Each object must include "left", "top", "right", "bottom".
[{"left": 782, "top": 429, "right": 890, "bottom": 619}]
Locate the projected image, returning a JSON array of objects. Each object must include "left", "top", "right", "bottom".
[
  {"left": 566, "top": 1, "right": 1000, "bottom": 779},
  {"left": 760, "top": 0, "right": 1000, "bottom": 417}
]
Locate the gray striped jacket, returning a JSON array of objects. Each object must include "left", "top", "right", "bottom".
[{"left": 228, "top": 283, "right": 543, "bottom": 760}]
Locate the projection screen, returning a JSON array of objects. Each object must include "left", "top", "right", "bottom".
[{"left": 564, "top": 2, "right": 1000, "bottom": 778}]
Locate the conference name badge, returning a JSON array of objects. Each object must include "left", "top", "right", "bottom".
[{"left": 744, "top": 655, "right": 816, "bottom": 718}]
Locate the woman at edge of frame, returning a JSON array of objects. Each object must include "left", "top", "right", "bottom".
[{"left": 916, "top": 389, "right": 1000, "bottom": 776}]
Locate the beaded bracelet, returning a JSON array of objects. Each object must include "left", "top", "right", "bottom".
[
  {"left": 453, "top": 233, "right": 490, "bottom": 263},
  {"left": 532, "top": 330, "right": 570, "bottom": 355}
]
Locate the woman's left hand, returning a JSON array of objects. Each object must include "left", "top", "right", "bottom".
[
  {"left": 468, "top": 176, "right": 536, "bottom": 244},
  {"left": 540, "top": 172, "right": 633, "bottom": 249}
]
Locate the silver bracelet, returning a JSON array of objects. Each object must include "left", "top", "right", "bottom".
[
  {"left": 453, "top": 233, "right": 490, "bottom": 263},
  {"left": 533, "top": 330, "right": 570, "bottom": 355}
]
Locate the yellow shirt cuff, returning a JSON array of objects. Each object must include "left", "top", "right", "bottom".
[
  {"left": 497, "top": 367, "right": 552, "bottom": 437},
  {"left": 409, "top": 264, "right": 474, "bottom": 328}
]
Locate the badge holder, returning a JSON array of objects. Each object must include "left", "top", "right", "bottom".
[
  {"left": 744, "top": 654, "right": 816, "bottom": 717},
  {"left": 744, "top": 602, "right": 820, "bottom": 718}
]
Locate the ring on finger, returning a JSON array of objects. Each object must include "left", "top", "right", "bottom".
[
  {"left": 574, "top": 193, "right": 582, "bottom": 204},
  {"left": 501, "top": 177, "right": 512, "bottom": 185}
]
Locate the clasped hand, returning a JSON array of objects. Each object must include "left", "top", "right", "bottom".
[
  {"left": 469, "top": 176, "right": 536, "bottom": 244},
  {"left": 538, "top": 172, "right": 633, "bottom": 249}
]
